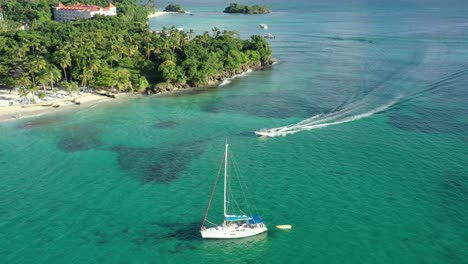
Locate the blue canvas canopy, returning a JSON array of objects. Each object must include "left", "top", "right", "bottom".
[
  {"left": 248, "top": 214, "right": 264, "bottom": 224},
  {"left": 226, "top": 215, "right": 252, "bottom": 221}
]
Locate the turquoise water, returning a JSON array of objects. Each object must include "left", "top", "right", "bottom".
[{"left": 1, "top": 0, "right": 468, "bottom": 263}]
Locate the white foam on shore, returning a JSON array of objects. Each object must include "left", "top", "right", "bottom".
[
  {"left": 218, "top": 69, "right": 253, "bottom": 87},
  {"left": 219, "top": 79, "right": 232, "bottom": 86}
]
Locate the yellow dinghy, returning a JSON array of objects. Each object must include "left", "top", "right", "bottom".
[{"left": 276, "top": 225, "right": 292, "bottom": 230}]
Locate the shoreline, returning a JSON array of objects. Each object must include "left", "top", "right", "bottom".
[
  {"left": 153, "top": 59, "right": 275, "bottom": 95},
  {"left": 0, "top": 60, "right": 275, "bottom": 123},
  {"left": 0, "top": 91, "right": 137, "bottom": 123},
  {"left": 147, "top": 11, "right": 178, "bottom": 18}
]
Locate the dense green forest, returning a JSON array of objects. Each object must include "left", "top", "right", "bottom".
[
  {"left": 0, "top": 0, "right": 272, "bottom": 96},
  {"left": 223, "top": 3, "right": 271, "bottom": 14},
  {"left": 163, "top": 4, "right": 185, "bottom": 13}
]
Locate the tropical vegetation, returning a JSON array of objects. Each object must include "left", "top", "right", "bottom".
[
  {"left": 0, "top": 0, "right": 156, "bottom": 25},
  {"left": 223, "top": 3, "right": 271, "bottom": 14},
  {"left": 0, "top": 0, "right": 272, "bottom": 99},
  {"left": 163, "top": 4, "right": 185, "bottom": 13}
]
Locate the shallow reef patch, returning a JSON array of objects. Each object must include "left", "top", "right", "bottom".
[
  {"left": 110, "top": 141, "right": 204, "bottom": 183},
  {"left": 153, "top": 121, "right": 178, "bottom": 129},
  {"left": 57, "top": 125, "right": 103, "bottom": 152}
]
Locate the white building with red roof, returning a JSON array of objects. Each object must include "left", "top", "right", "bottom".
[{"left": 53, "top": 2, "right": 117, "bottom": 22}]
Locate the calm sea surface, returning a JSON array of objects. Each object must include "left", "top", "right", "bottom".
[{"left": 1, "top": 0, "right": 468, "bottom": 263}]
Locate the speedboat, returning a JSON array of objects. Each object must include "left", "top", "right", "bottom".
[{"left": 255, "top": 128, "right": 273, "bottom": 136}]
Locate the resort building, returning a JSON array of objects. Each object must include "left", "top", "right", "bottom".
[{"left": 53, "top": 2, "right": 117, "bottom": 22}]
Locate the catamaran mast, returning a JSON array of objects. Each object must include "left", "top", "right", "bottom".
[{"left": 224, "top": 143, "right": 229, "bottom": 219}]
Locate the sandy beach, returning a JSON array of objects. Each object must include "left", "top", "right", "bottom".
[
  {"left": 147, "top": 11, "right": 178, "bottom": 18},
  {"left": 0, "top": 89, "right": 133, "bottom": 123}
]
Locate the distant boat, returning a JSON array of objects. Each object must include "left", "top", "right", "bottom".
[
  {"left": 260, "top": 23, "right": 268, "bottom": 29},
  {"left": 276, "top": 225, "right": 292, "bottom": 230},
  {"left": 264, "top": 33, "right": 275, "bottom": 39},
  {"left": 200, "top": 143, "right": 268, "bottom": 239}
]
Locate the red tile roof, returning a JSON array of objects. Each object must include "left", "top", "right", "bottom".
[{"left": 55, "top": 2, "right": 115, "bottom": 12}]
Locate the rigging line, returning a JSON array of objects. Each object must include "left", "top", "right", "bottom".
[
  {"left": 201, "top": 151, "right": 225, "bottom": 228},
  {"left": 229, "top": 152, "right": 243, "bottom": 214},
  {"left": 227, "top": 153, "right": 232, "bottom": 213},
  {"left": 229, "top": 151, "right": 242, "bottom": 214},
  {"left": 230, "top": 149, "right": 255, "bottom": 215},
  {"left": 205, "top": 220, "right": 217, "bottom": 226}
]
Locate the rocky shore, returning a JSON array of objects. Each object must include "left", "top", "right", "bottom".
[{"left": 152, "top": 59, "right": 274, "bottom": 95}]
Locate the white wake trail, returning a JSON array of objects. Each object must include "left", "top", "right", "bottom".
[
  {"left": 256, "top": 98, "right": 398, "bottom": 137},
  {"left": 271, "top": 100, "right": 364, "bottom": 133}
]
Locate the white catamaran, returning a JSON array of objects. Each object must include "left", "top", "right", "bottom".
[{"left": 200, "top": 144, "right": 268, "bottom": 239}]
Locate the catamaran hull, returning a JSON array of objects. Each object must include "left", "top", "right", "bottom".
[{"left": 201, "top": 226, "right": 268, "bottom": 239}]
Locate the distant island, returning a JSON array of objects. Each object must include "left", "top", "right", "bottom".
[
  {"left": 223, "top": 3, "right": 271, "bottom": 14},
  {"left": 163, "top": 4, "right": 185, "bottom": 13}
]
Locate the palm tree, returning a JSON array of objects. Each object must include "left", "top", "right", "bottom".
[
  {"left": 212, "top": 27, "right": 220, "bottom": 39},
  {"left": 108, "top": 52, "right": 120, "bottom": 68},
  {"left": 44, "top": 64, "right": 61, "bottom": 90},
  {"left": 21, "top": 35, "right": 43, "bottom": 56},
  {"left": 62, "top": 81, "right": 79, "bottom": 95},
  {"left": 169, "top": 27, "right": 181, "bottom": 55},
  {"left": 121, "top": 36, "right": 138, "bottom": 58},
  {"left": 178, "top": 30, "right": 188, "bottom": 48},
  {"left": 161, "top": 26, "right": 168, "bottom": 36},
  {"left": 200, "top": 32, "right": 211, "bottom": 48},
  {"left": 124, "top": 44, "right": 138, "bottom": 57},
  {"left": 114, "top": 68, "right": 132, "bottom": 92},
  {"left": 16, "top": 43, "right": 30, "bottom": 59},
  {"left": 108, "top": 41, "right": 123, "bottom": 68},
  {"left": 36, "top": 71, "right": 49, "bottom": 91},
  {"left": 188, "top": 29, "right": 195, "bottom": 40},
  {"left": 28, "top": 83, "right": 39, "bottom": 103},
  {"left": 140, "top": 33, "right": 154, "bottom": 60},
  {"left": 144, "top": 43, "right": 155, "bottom": 60},
  {"left": 27, "top": 55, "right": 47, "bottom": 86},
  {"left": 53, "top": 48, "right": 71, "bottom": 82},
  {"left": 16, "top": 73, "right": 32, "bottom": 100},
  {"left": 80, "top": 68, "right": 93, "bottom": 88},
  {"left": 88, "top": 59, "right": 102, "bottom": 75},
  {"left": 223, "top": 30, "right": 240, "bottom": 39},
  {"left": 72, "top": 35, "right": 96, "bottom": 74}
]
